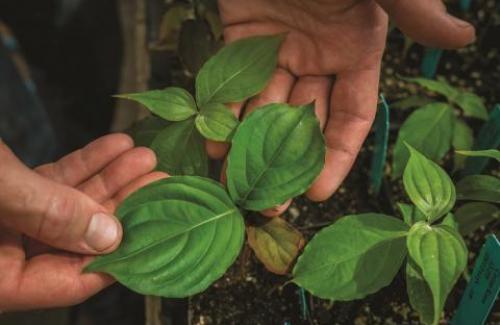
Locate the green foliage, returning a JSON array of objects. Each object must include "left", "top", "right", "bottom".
[
  {"left": 247, "top": 216, "right": 304, "bottom": 275},
  {"left": 150, "top": 118, "right": 208, "bottom": 176},
  {"left": 456, "top": 175, "right": 500, "bottom": 204},
  {"left": 127, "top": 116, "right": 171, "bottom": 147},
  {"left": 195, "top": 102, "right": 239, "bottom": 141},
  {"left": 397, "top": 203, "right": 426, "bottom": 226},
  {"left": 392, "top": 103, "right": 454, "bottom": 178},
  {"left": 454, "top": 202, "right": 499, "bottom": 235},
  {"left": 227, "top": 103, "right": 325, "bottom": 211},
  {"left": 406, "top": 222, "right": 468, "bottom": 325},
  {"left": 452, "top": 118, "right": 474, "bottom": 170},
  {"left": 195, "top": 34, "right": 283, "bottom": 106},
  {"left": 456, "top": 149, "right": 500, "bottom": 161},
  {"left": 293, "top": 214, "right": 409, "bottom": 300},
  {"left": 406, "top": 258, "right": 434, "bottom": 325},
  {"left": 391, "top": 95, "right": 434, "bottom": 110},
  {"left": 403, "top": 145, "right": 456, "bottom": 223},
  {"left": 116, "top": 88, "right": 197, "bottom": 121},
  {"left": 85, "top": 176, "right": 245, "bottom": 297},
  {"left": 405, "top": 77, "right": 488, "bottom": 119}
]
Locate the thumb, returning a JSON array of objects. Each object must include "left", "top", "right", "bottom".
[
  {"left": 0, "top": 143, "right": 122, "bottom": 254},
  {"left": 377, "top": 0, "right": 476, "bottom": 49}
]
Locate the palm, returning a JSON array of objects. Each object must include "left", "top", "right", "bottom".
[{"left": 220, "top": 0, "right": 387, "bottom": 75}]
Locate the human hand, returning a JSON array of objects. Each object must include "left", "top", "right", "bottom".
[
  {"left": 209, "top": 0, "right": 475, "bottom": 216},
  {"left": 0, "top": 134, "right": 167, "bottom": 310}
]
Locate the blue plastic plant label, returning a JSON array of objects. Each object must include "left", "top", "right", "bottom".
[
  {"left": 452, "top": 235, "right": 500, "bottom": 325},
  {"left": 369, "top": 94, "right": 390, "bottom": 195},
  {"left": 420, "top": 48, "right": 443, "bottom": 79}
]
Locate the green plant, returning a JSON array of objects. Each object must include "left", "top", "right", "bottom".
[
  {"left": 293, "top": 144, "right": 499, "bottom": 325},
  {"left": 391, "top": 77, "right": 489, "bottom": 177},
  {"left": 86, "top": 35, "right": 325, "bottom": 296}
]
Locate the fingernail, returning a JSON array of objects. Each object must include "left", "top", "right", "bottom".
[
  {"left": 85, "top": 213, "right": 120, "bottom": 251},
  {"left": 449, "top": 15, "right": 473, "bottom": 28}
]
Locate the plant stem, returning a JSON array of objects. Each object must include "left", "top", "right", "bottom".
[{"left": 145, "top": 295, "right": 163, "bottom": 325}]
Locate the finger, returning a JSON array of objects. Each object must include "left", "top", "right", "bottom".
[
  {"left": 376, "top": 0, "right": 475, "bottom": 49},
  {"left": 244, "top": 68, "right": 295, "bottom": 117},
  {"left": 206, "top": 102, "right": 244, "bottom": 159},
  {"left": 307, "top": 64, "right": 380, "bottom": 202},
  {"left": 261, "top": 199, "right": 292, "bottom": 218},
  {"left": 36, "top": 133, "right": 134, "bottom": 186},
  {"left": 289, "top": 76, "right": 333, "bottom": 130},
  {"left": 78, "top": 147, "right": 157, "bottom": 203},
  {"left": 103, "top": 171, "right": 169, "bottom": 212},
  {"left": 1, "top": 253, "right": 113, "bottom": 310}
]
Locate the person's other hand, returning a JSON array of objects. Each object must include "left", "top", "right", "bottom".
[
  {"left": 0, "top": 134, "right": 167, "bottom": 310},
  {"left": 210, "top": 0, "right": 475, "bottom": 216}
]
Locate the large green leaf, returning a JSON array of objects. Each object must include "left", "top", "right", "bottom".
[
  {"left": 292, "top": 214, "right": 409, "bottom": 300},
  {"left": 456, "top": 149, "right": 500, "bottom": 161},
  {"left": 151, "top": 118, "right": 208, "bottom": 176},
  {"left": 405, "top": 77, "right": 459, "bottom": 100},
  {"left": 454, "top": 202, "right": 500, "bottom": 235},
  {"left": 247, "top": 216, "right": 304, "bottom": 275},
  {"left": 406, "top": 222, "right": 468, "bottom": 325},
  {"left": 406, "top": 258, "right": 434, "bottom": 325},
  {"left": 85, "top": 176, "right": 245, "bottom": 297},
  {"left": 195, "top": 103, "right": 239, "bottom": 141},
  {"left": 226, "top": 103, "right": 325, "bottom": 211},
  {"left": 392, "top": 103, "right": 454, "bottom": 178},
  {"left": 126, "top": 116, "right": 171, "bottom": 147},
  {"left": 452, "top": 118, "right": 474, "bottom": 171},
  {"left": 195, "top": 35, "right": 283, "bottom": 106},
  {"left": 456, "top": 175, "right": 500, "bottom": 204},
  {"left": 403, "top": 145, "right": 456, "bottom": 223},
  {"left": 116, "top": 88, "right": 197, "bottom": 121}
]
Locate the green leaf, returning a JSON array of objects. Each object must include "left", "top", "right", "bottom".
[
  {"left": 292, "top": 214, "right": 409, "bottom": 300},
  {"left": 456, "top": 175, "right": 500, "bottom": 204},
  {"left": 390, "top": 95, "right": 434, "bottom": 110},
  {"left": 196, "top": 34, "right": 283, "bottom": 106},
  {"left": 454, "top": 202, "right": 500, "bottom": 235},
  {"left": 195, "top": 103, "right": 239, "bottom": 141},
  {"left": 126, "top": 116, "right": 171, "bottom": 147},
  {"left": 392, "top": 103, "right": 454, "bottom": 178},
  {"left": 406, "top": 258, "right": 434, "bottom": 325},
  {"left": 85, "top": 176, "right": 245, "bottom": 297},
  {"left": 453, "top": 92, "right": 488, "bottom": 120},
  {"left": 406, "top": 222, "right": 467, "bottom": 325},
  {"left": 227, "top": 103, "right": 325, "bottom": 211},
  {"left": 403, "top": 145, "right": 456, "bottom": 223},
  {"left": 397, "top": 203, "right": 426, "bottom": 226},
  {"left": 405, "top": 77, "right": 459, "bottom": 100},
  {"left": 247, "top": 216, "right": 305, "bottom": 275},
  {"left": 452, "top": 118, "right": 474, "bottom": 171},
  {"left": 456, "top": 149, "right": 500, "bottom": 161},
  {"left": 440, "top": 213, "right": 459, "bottom": 231},
  {"left": 116, "top": 88, "right": 197, "bottom": 121},
  {"left": 151, "top": 118, "right": 208, "bottom": 176}
]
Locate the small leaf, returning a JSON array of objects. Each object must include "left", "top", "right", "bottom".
[
  {"left": 116, "top": 88, "right": 197, "bottom": 121},
  {"left": 126, "top": 116, "right": 171, "bottom": 147},
  {"left": 440, "top": 213, "right": 459, "bottom": 231},
  {"left": 390, "top": 95, "right": 434, "bottom": 110},
  {"left": 151, "top": 118, "right": 208, "bottom": 176},
  {"left": 247, "top": 216, "right": 305, "bottom": 275},
  {"left": 456, "top": 175, "right": 500, "bottom": 204},
  {"left": 196, "top": 34, "right": 283, "bottom": 106},
  {"left": 456, "top": 149, "right": 500, "bottom": 161},
  {"left": 392, "top": 103, "right": 454, "bottom": 178},
  {"left": 227, "top": 103, "right": 325, "bottom": 211},
  {"left": 293, "top": 214, "right": 409, "bottom": 300},
  {"left": 397, "top": 203, "right": 426, "bottom": 226},
  {"left": 452, "top": 118, "right": 474, "bottom": 171},
  {"left": 406, "top": 222, "right": 467, "bottom": 325},
  {"left": 85, "top": 176, "right": 245, "bottom": 298},
  {"left": 406, "top": 257, "right": 434, "bottom": 325},
  {"left": 454, "top": 202, "right": 500, "bottom": 235},
  {"left": 403, "top": 145, "right": 456, "bottom": 223},
  {"left": 453, "top": 92, "right": 488, "bottom": 120},
  {"left": 195, "top": 103, "right": 239, "bottom": 141},
  {"left": 404, "top": 77, "right": 459, "bottom": 100}
]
